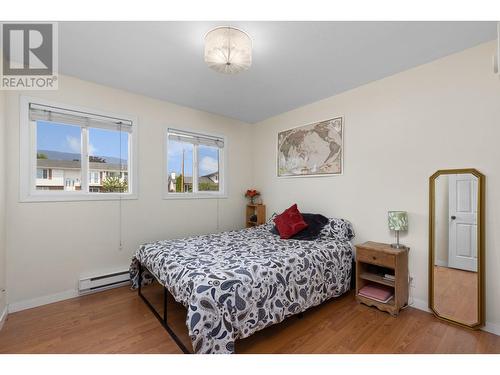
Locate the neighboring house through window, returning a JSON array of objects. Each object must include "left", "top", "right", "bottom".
[
  {"left": 20, "top": 97, "right": 138, "bottom": 201},
  {"left": 165, "top": 128, "right": 226, "bottom": 198}
]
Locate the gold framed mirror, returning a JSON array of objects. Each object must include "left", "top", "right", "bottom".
[{"left": 429, "top": 168, "right": 485, "bottom": 329}]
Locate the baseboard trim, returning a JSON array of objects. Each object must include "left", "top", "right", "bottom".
[
  {"left": 0, "top": 306, "right": 7, "bottom": 331},
  {"left": 8, "top": 289, "right": 78, "bottom": 313},
  {"left": 410, "top": 297, "right": 499, "bottom": 336},
  {"left": 410, "top": 297, "right": 430, "bottom": 313},
  {"left": 483, "top": 321, "right": 500, "bottom": 336},
  {"left": 434, "top": 260, "right": 448, "bottom": 267}
]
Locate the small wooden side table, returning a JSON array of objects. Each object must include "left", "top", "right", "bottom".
[
  {"left": 355, "top": 241, "right": 409, "bottom": 316},
  {"left": 246, "top": 204, "right": 266, "bottom": 228}
]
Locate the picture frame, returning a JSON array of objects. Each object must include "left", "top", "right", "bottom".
[{"left": 277, "top": 116, "right": 344, "bottom": 177}]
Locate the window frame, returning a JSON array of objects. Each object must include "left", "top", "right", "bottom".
[
  {"left": 163, "top": 127, "right": 227, "bottom": 200},
  {"left": 20, "top": 96, "right": 139, "bottom": 202}
]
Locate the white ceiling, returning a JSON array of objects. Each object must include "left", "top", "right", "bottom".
[{"left": 59, "top": 21, "right": 497, "bottom": 123}]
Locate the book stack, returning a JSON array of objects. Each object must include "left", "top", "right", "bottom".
[
  {"left": 383, "top": 273, "right": 395, "bottom": 282},
  {"left": 358, "top": 284, "right": 394, "bottom": 304}
]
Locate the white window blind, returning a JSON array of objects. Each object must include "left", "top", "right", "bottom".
[
  {"left": 168, "top": 128, "right": 224, "bottom": 148},
  {"left": 29, "top": 103, "right": 133, "bottom": 132}
]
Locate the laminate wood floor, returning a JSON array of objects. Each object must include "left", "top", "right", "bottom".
[
  {"left": 0, "top": 285, "right": 499, "bottom": 354},
  {"left": 433, "top": 265, "right": 478, "bottom": 325}
]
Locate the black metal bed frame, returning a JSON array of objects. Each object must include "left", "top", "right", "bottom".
[
  {"left": 137, "top": 259, "right": 356, "bottom": 354},
  {"left": 137, "top": 262, "right": 191, "bottom": 354}
]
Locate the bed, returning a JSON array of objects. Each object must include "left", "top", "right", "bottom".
[{"left": 130, "top": 217, "right": 354, "bottom": 354}]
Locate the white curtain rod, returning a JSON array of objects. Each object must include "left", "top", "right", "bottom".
[
  {"left": 168, "top": 128, "right": 223, "bottom": 142},
  {"left": 29, "top": 103, "right": 133, "bottom": 126}
]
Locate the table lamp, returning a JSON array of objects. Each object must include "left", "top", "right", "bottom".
[{"left": 388, "top": 211, "right": 408, "bottom": 249}]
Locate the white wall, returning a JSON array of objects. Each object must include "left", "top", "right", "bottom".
[
  {"left": 4, "top": 75, "right": 252, "bottom": 308},
  {"left": 0, "top": 90, "right": 6, "bottom": 320},
  {"left": 252, "top": 41, "right": 500, "bottom": 331}
]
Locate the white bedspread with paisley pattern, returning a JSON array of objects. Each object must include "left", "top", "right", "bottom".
[{"left": 130, "top": 220, "right": 354, "bottom": 354}]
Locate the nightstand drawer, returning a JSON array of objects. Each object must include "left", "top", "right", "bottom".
[{"left": 356, "top": 247, "right": 395, "bottom": 268}]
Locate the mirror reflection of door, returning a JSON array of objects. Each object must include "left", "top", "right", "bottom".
[
  {"left": 433, "top": 173, "right": 479, "bottom": 326},
  {"left": 448, "top": 174, "right": 477, "bottom": 272}
]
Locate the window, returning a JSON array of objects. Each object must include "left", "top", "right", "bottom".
[
  {"left": 89, "top": 171, "right": 100, "bottom": 185},
  {"left": 88, "top": 127, "right": 129, "bottom": 193},
  {"left": 21, "top": 97, "right": 137, "bottom": 201},
  {"left": 36, "top": 120, "right": 81, "bottom": 191},
  {"left": 37, "top": 168, "right": 50, "bottom": 179},
  {"left": 165, "top": 128, "right": 225, "bottom": 198},
  {"left": 197, "top": 145, "right": 220, "bottom": 192}
]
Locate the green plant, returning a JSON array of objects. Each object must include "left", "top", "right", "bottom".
[
  {"left": 101, "top": 176, "right": 127, "bottom": 193},
  {"left": 198, "top": 182, "right": 218, "bottom": 191},
  {"left": 176, "top": 174, "right": 183, "bottom": 192},
  {"left": 37, "top": 153, "right": 48, "bottom": 159},
  {"left": 89, "top": 156, "right": 106, "bottom": 163}
]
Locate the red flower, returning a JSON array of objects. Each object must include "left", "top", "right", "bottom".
[{"left": 245, "top": 189, "right": 260, "bottom": 198}]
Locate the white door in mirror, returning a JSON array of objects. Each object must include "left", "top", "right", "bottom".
[{"left": 448, "top": 174, "right": 478, "bottom": 272}]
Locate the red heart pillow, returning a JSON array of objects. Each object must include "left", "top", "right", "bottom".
[{"left": 273, "top": 204, "right": 308, "bottom": 239}]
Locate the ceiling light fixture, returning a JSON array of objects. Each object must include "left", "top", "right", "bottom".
[{"left": 204, "top": 26, "right": 252, "bottom": 74}]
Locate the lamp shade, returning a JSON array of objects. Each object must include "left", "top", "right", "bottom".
[
  {"left": 388, "top": 211, "right": 408, "bottom": 231},
  {"left": 204, "top": 26, "right": 252, "bottom": 74}
]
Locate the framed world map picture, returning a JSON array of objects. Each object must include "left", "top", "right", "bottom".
[{"left": 277, "top": 116, "right": 343, "bottom": 177}]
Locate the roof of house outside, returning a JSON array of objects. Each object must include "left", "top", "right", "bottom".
[
  {"left": 167, "top": 172, "right": 218, "bottom": 186},
  {"left": 37, "top": 159, "right": 128, "bottom": 171}
]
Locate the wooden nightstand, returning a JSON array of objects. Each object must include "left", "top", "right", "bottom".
[
  {"left": 246, "top": 204, "right": 266, "bottom": 228},
  {"left": 355, "top": 241, "right": 409, "bottom": 316}
]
